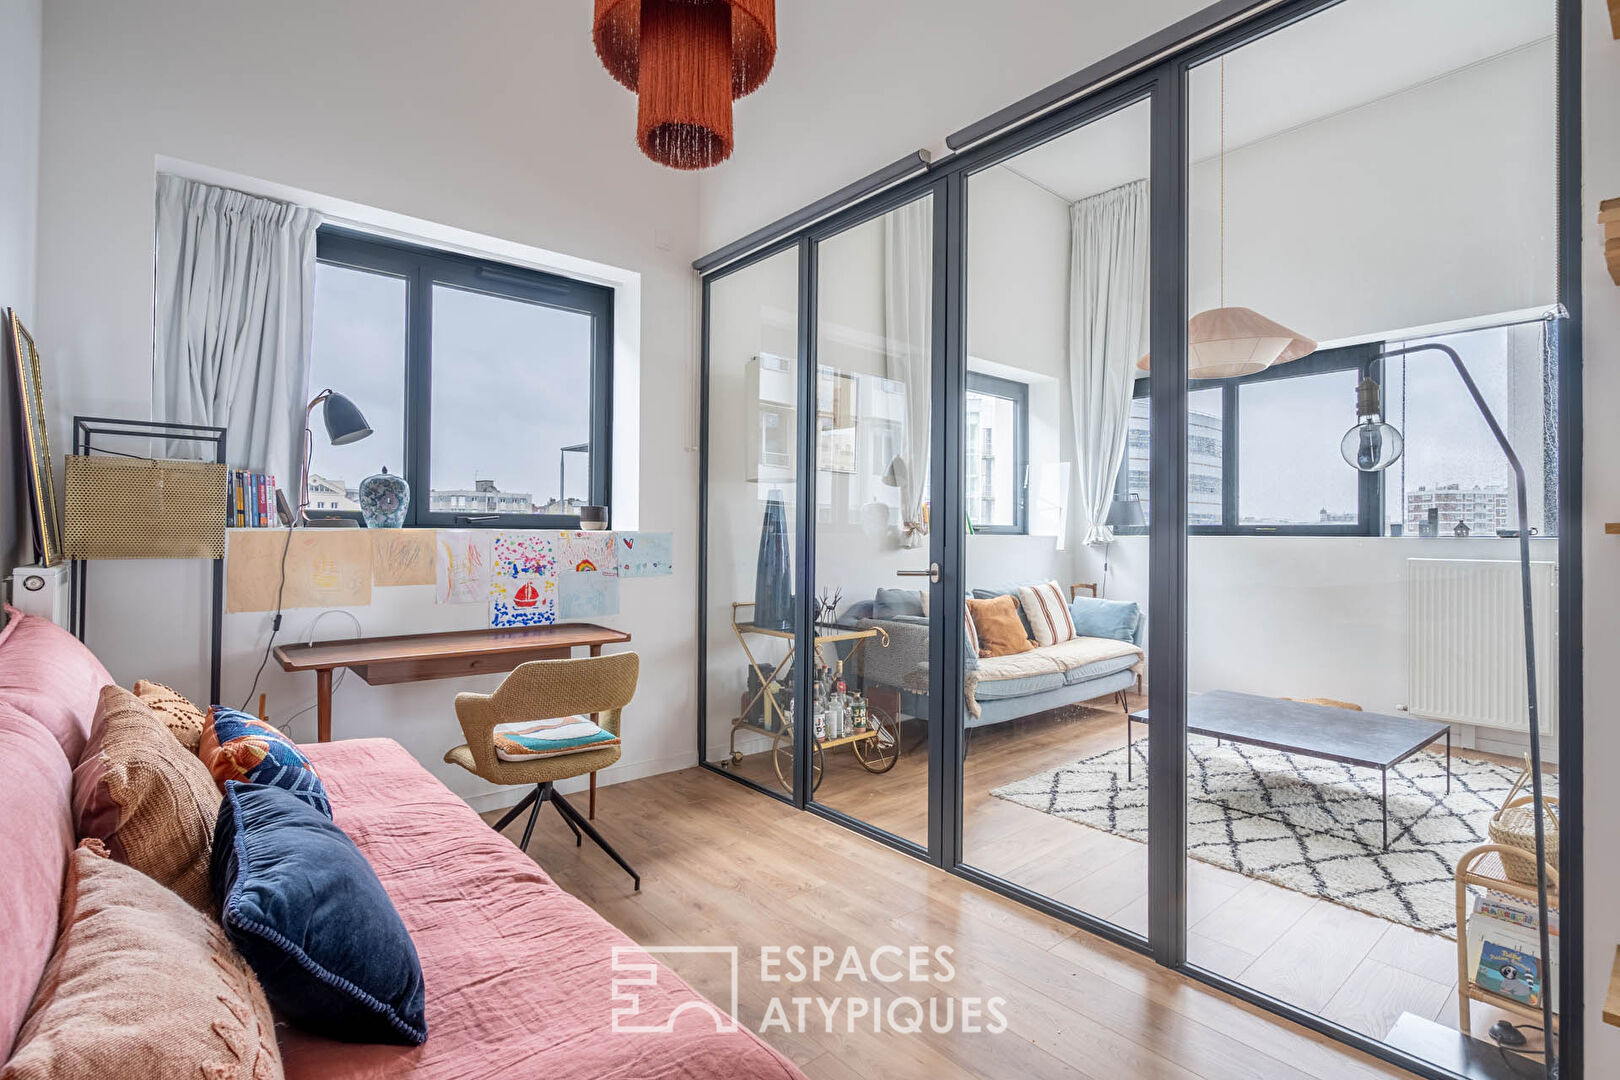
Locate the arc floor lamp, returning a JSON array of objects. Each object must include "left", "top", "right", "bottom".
[{"left": 1344, "top": 337, "right": 1558, "bottom": 1077}]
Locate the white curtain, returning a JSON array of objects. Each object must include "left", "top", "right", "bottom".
[
  {"left": 882, "top": 200, "right": 933, "bottom": 549},
  {"left": 153, "top": 174, "right": 321, "bottom": 485},
  {"left": 1070, "top": 179, "right": 1150, "bottom": 546}
]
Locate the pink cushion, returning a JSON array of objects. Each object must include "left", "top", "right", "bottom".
[
  {"left": 0, "top": 707, "right": 75, "bottom": 1064},
  {"left": 0, "top": 606, "right": 113, "bottom": 764},
  {"left": 285, "top": 739, "right": 803, "bottom": 1080}
]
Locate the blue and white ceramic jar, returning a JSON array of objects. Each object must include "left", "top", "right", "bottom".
[{"left": 357, "top": 467, "right": 409, "bottom": 528}]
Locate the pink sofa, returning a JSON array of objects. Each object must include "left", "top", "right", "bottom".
[{"left": 0, "top": 607, "right": 802, "bottom": 1079}]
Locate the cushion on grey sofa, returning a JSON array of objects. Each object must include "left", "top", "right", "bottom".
[
  {"left": 874, "top": 588, "right": 926, "bottom": 620},
  {"left": 1070, "top": 597, "right": 1141, "bottom": 644},
  {"left": 971, "top": 585, "right": 1037, "bottom": 639}
]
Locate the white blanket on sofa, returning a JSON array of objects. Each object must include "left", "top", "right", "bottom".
[{"left": 966, "top": 636, "right": 1143, "bottom": 718}]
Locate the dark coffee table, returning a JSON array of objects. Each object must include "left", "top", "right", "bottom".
[{"left": 1127, "top": 690, "right": 1451, "bottom": 849}]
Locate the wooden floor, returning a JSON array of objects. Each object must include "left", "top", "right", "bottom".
[
  {"left": 708, "top": 693, "right": 1540, "bottom": 1057},
  {"left": 488, "top": 740, "right": 1512, "bottom": 1079}
]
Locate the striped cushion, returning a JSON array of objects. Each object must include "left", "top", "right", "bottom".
[
  {"left": 493, "top": 716, "right": 619, "bottom": 762},
  {"left": 964, "top": 608, "right": 979, "bottom": 659},
  {"left": 1018, "top": 581, "right": 1077, "bottom": 647}
]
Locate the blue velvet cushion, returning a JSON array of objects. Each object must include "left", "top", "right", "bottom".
[
  {"left": 1070, "top": 597, "right": 1141, "bottom": 643},
  {"left": 874, "top": 587, "right": 926, "bottom": 620},
  {"left": 211, "top": 781, "right": 427, "bottom": 1046}
]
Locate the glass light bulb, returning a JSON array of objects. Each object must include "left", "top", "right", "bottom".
[{"left": 1341, "top": 419, "right": 1403, "bottom": 472}]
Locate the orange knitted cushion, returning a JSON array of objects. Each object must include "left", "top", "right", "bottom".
[
  {"left": 134, "top": 679, "right": 208, "bottom": 752},
  {"left": 0, "top": 840, "right": 282, "bottom": 1080},
  {"left": 965, "top": 595, "right": 1034, "bottom": 658}
]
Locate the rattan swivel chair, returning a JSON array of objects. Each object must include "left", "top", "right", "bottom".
[{"left": 444, "top": 651, "right": 640, "bottom": 890}]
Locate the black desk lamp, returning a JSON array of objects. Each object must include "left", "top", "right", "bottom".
[{"left": 298, "top": 388, "right": 372, "bottom": 524}]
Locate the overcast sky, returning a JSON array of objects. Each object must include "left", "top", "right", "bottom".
[
  {"left": 307, "top": 264, "right": 593, "bottom": 504},
  {"left": 1220, "top": 326, "right": 1528, "bottom": 525}
]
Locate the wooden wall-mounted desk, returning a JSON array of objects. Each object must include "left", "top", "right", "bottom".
[{"left": 275, "top": 623, "right": 632, "bottom": 742}]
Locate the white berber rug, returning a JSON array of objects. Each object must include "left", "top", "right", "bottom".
[{"left": 992, "top": 735, "right": 1551, "bottom": 937}]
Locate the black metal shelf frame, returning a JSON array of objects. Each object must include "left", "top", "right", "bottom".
[{"left": 70, "top": 416, "right": 228, "bottom": 704}]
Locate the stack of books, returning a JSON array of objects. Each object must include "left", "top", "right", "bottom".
[
  {"left": 227, "top": 471, "right": 281, "bottom": 528},
  {"left": 1465, "top": 890, "right": 1558, "bottom": 1012}
]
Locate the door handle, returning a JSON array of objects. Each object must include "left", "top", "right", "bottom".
[{"left": 897, "top": 563, "right": 940, "bottom": 584}]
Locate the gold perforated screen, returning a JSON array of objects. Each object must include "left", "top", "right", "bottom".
[{"left": 63, "top": 455, "right": 228, "bottom": 560}]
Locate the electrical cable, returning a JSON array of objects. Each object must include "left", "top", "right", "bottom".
[
  {"left": 276, "top": 609, "right": 364, "bottom": 734},
  {"left": 1488, "top": 1023, "right": 1546, "bottom": 1078},
  {"left": 239, "top": 523, "right": 294, "bottom": 710}
]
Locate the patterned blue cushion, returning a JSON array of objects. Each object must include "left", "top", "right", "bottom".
[{"left": 199, "top": 707, "right": 331, "bottom": 817}]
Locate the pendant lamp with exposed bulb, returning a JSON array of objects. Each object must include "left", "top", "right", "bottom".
[{"left": 1139, "top": 57, "right": 1315, "bottom": 379}]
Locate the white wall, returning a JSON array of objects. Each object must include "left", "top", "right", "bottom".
[
  {"left": 1580, "top": 0, "right": 1620, "bottom": 1069},
  {"left": 1106, "top": 534, "right": 1560, "bottom": 752},
  {"left": 696, "top": 0, "right": 1209, "bottom": 251},
  {"left": 1188, "top": 40, "right": 1555, "bottom": 345},
  {"left": 35, "top": 0, "right": 702, "bottom": 806},
  {"left": 0, "top": 0, "right": 40, "bottom": 579}
]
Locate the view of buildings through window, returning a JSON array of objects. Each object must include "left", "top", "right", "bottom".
[
  {"left": 1125, "top": 387, "right": 1222, "bottom": 526},
  {"left": 305, "top": 258, "right": 597, "bottom": 518},
  {"left": 964, "top": 379, "right": 1022, "bottom": 531},
  {"left": 1118, "top": 322, "right": 1551, "bottom": 535},
  {"left": 1383, "top": 322, "right": 1551, "bottom": 536}
]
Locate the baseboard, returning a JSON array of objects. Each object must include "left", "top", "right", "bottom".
[{"left": 462, "top": 750, "right": 700, "bottom": 813}]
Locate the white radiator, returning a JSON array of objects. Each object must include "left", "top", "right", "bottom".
[{"left": 1406, "top": 559, "right": 1558, "bottom": 734}]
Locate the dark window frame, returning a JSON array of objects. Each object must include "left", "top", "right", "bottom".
[
  {"left": 1113, "top": 341, "right": 1382, "bottom": 536},
  {"left": 963, "top": 370, "right": 1028, "bottom": 535},
  {"left": 313, "top": 226, "right": 614, "bottom": 529}
]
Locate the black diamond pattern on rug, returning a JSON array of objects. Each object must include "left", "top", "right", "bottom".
[{"left": 991, "top": 736, "right": 1553, "bottom": 937}]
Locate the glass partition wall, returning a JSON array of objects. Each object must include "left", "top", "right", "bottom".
[
  {"left": 704, "top": 247, "right": 802, "bottom": 797},
  {"left": 958, "top": 96, "right": 1153, "bottom": 935},
  {"left": 807, "top": 197, "right": 935, "bottom": 845},
  {"left": 1182, "top": 3, "right": 1561, "bottom": 1068},
  {"left": 698, "top": 2, "right": 1576, "bottom": 1076}
]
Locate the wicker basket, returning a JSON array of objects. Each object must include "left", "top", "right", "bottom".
[{"left": 1488, "top": 797, "right": 1559, "bottom": 886}]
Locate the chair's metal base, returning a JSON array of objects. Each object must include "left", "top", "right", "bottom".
[{"left": 492, "top": 782, "right": 640, "bottom": 891}]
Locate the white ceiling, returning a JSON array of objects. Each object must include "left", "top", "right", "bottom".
[{"left": 997, "top": 0, "right": 1553, "bottom": 203}]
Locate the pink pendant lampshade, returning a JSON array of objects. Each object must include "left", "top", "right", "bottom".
[{"left": 1138, "top": 306, "right": 1317, "bottom": 379}]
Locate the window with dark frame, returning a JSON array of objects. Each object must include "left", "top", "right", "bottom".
[
  {"left": 306, "top": 227, "right": 613, "bottom": 529},
  {"left": 964, "top": 370, "right": 1028, "bottom": 535},
  {"left": 1113, "top": 342, "right": 1382, "bottom": 536}
]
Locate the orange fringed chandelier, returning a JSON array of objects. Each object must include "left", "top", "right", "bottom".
[{"left": 593, "top": 0, "right": 777, "bottom": 170}]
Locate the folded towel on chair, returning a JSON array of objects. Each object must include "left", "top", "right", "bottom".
[{"left": 493, "top": 717, "right": 619, "bottom": 761}]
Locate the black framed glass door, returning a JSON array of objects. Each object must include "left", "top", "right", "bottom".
[
  {"left": 952, "top": 90, "right": 1157, "bottom": 941},
  {"left": 801, "top": 191, "right": 940, "bottom": 849},
  {"left": 697, "top": 2, "right": 1581, "bottom": 1075}
]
